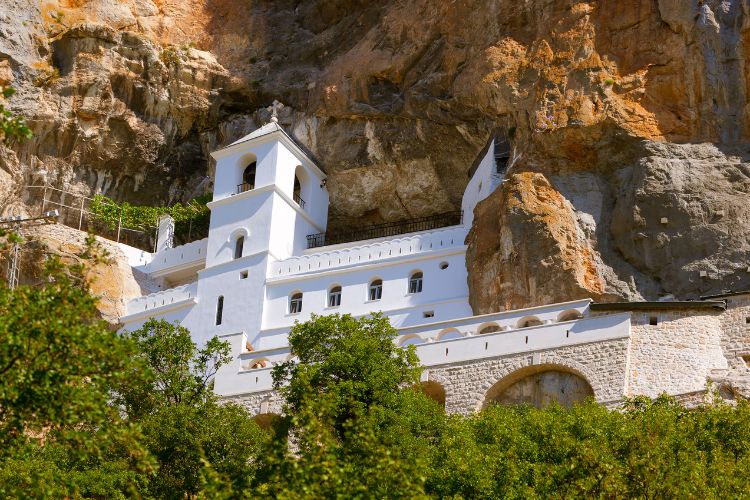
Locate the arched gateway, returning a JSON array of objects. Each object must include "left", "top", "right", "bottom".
[{"left": 483, "top": 365, "right": 594, "bottom": 409}]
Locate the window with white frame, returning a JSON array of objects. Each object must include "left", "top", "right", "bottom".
[
  {"left": 289, "top": 292, "right": 303, "bottom": 314},
  {"left": 408, "top": 271, "right": 423, "bottom": 294},
  {"left": 328, "top": 286, "right": 342, "bottom": 307},
  {"left": 369, "top": 279, "right": 383, "bottom": 301}
]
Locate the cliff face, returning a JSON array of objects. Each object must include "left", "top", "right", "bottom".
[{"left": 1, "top": 0, "right": 750, "bottom": 311}]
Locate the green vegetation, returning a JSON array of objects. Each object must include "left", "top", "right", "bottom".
[
  {"left": 0, "top": 87, "right": 32, "bottom": 144},
  {"left": 1, "top": 267, "right": 749, "bottom": 497},
  {"left": 89, "top": 194, "right": 211, "bottom": 241}
]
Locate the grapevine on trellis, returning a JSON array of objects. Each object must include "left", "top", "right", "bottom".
[{"left": 89, "top": 194, "right": 211, "bottom": 241}]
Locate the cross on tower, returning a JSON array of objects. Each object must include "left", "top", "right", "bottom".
[{"left": 267, "top": 100, "right": 284, "bottom": 123}]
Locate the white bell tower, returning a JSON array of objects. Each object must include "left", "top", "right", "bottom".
[{"left": 191, "top": 105, "right": 328, "bottom": 346}]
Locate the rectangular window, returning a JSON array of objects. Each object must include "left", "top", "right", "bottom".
[
  {"left": 369, "top": 283, "right": 382, "bottom": 301},
  {"left": 423, "top": 311, "right": 434, "bottom": 318},
  {"left": 329, "top": 290, "right": 341, "bottom": 307},
  {"left": 240, "top": 270, "right": 248, "bottom": 279},
  {"left": 215, "top": 296, "right": 224, "bottom": 325}
]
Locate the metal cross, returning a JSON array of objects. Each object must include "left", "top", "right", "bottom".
[{"left": 267, "top": 100, "right": 284, "bottom": 123}]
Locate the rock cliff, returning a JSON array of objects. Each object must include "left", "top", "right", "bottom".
[{"left": 2, "top": 0, "right": 750, "bottom": 310}]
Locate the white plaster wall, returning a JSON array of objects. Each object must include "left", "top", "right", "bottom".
[
  {"left": 273, "top": 143, "right": 328, "bottom": 230},
  {"left": 212, "top": 140, "right": 277, "bottom": 200},
  {"left": 261, "top": 249, "right": 471, "bottom": 331},
  {"left": 146, "top": 238, "right": 207, "bottom": 275},
  {"left": 205, "top": 191, "right": 274, "bottom": 268},
  {"left": 462, "top": 138, "right": 498, "bottom": 228}
]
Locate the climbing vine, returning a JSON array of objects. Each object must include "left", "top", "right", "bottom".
[{"left": 89, "top": 194, "right": 211, "bottom": 241}]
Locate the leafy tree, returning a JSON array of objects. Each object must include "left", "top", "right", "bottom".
[
  {"left": 261, "top": 313, "right": 444, "bottom": 497},
  {"left": 0, "top": 247, "right": 152, "bottom": 497},
  {"left": 120, "top": 319, "right": 265, "bottom": 498}
]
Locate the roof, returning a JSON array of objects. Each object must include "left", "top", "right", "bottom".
[
  {"left": 213, "top": 120, "right": 326, "bottom": 175},
  {"left": 225, "top": 121, "right": 283, "bottom": 148},
  {"left": 590, "top": 301, "right": 726, "bottom": 312}
]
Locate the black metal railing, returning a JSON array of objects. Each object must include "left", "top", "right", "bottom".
[
  {"left": 306, "top": 210, "right": 463, "bottom": 249},
  {"left": 237, "top": 182, "right": 254, "bottom": 194},
  {"left": 293, "top": 193, "right": 306, "bottom": 210}
]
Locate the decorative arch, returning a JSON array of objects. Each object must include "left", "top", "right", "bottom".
[
  {"left": 238, "top": 153, "right": 257, "bottom": 192},
  {"left": 517, "top": 315, "right": 543, "bottom": 328},
  {"left": 558, "top": 309, "right": 584, "bottom": 322},
  {"left": 246, "top": 357, "right": 270, "bottom": 370},
  {"left": 436, "top": 328, "right": 463, "bottom": 341},
  {"left": 420, "top": 381, "right": 446, "bottom": 407},
  {"left": 478, "top": 322, "right": 503, "bottom": 334},
  {"left": 399, "top": 333, "right": 424, "bottom": 346},
  {"left": 293, "top": 165, "right": 310, "bottom": 209},
  {"left": 482, "top": 364, "right": 594, "bottom": 410}
]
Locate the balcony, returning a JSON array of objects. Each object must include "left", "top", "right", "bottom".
[
  {"left": 293, "top": 192, "right": 306, "bottom": 210},
  {"left": 306, "top": 210, "right": 463, "bottom": 249},
  {"left": 237, "top": 182, "right": 254, "bottom": 194}
]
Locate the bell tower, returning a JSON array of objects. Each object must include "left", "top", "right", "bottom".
[{"left": 190, "top": 106, "right": 328, "bottom": 346}]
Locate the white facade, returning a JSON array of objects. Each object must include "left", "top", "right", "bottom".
[{"left": 119, "top": 123, "right": 621, "bottom": 402}]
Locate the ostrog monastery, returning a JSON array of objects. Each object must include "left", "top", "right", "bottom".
[{"left": 118, "top": 115, "right": 750, "bottom": 417}]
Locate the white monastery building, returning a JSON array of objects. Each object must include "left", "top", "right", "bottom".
[{"left": 118, "top": 113, "right": 750, "bottom": 416}]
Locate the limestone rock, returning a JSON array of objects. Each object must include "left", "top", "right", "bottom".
[
  {"left": 1, "top": 0, "right": 750, "bottom": 310},
  {"left": 10, "top": 223, "right": 143, "bottom": 323}
]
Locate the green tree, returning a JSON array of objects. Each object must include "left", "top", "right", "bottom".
[
  {"left": 261, "top": 313, "right": 445, "bottom": 497},
  {"left": 0, "top": 250, "right": 152, "bottom": 498},
  {"left": 121, "top": 319, "right": 266, "bottom": 498}
]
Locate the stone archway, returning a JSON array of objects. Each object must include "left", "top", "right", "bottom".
[
  {"left": 483, "top": 365, "right": 594, "bottom": 409},
  {"left": 420, "top": 381, "right": 446, "bottom": 407}
]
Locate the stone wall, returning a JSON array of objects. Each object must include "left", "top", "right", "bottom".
[
  {"left": 221, "top": 302, "right": 750, "bottom": 416},
  {"left": 426, "top": 338, "right": 630, "bottom": 415},
  {"left": 626, "top": 309, "right": 727, "bottom": 397}
]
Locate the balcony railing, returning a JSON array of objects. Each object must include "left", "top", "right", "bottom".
[
  {"left": 237, "top": 183, "right": 254, "bottom": 194},
  {"left": 306, "top": 210, "right": 463, "bottom": 249},
  {"left": 293, "top": 192, "right": 306, "bottom": 210}
]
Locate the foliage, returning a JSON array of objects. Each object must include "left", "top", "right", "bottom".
[
  {"left": 0, "top": 244, "right": 153, "bottom": 497},
  {"left": 263, "top": 313, "right": 440, "bottom": 496},
  {"left": 0, "top": 86, "right": 32, "bottom": 144},
  {"left": 273, "top": 312, "right": 422, "bottom": 434},
  {"left": 119, "top": 319, "right": 264, "bottom": 498},
  {"left": 89, "top": 193, "right": 211, "bottom": 241},
  {"left": 426, "top": 396, "right": 750, "bottom": 498}
]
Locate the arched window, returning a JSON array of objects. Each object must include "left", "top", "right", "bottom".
[
  {"left": 328, "top": 286, "right": 342, "bottom": 307},
  {"left": 234, "top": 236, "right": 244, "bottom": 259},
  {"left": 215, "top": 296, "right": 224, "bottom": 325},
  {"left": 558, "top": 310, "right": 583, "bottom": 322},
  {"left": 408, "top": 271, "right": 423, "bottom": 294},
  {"left": 368, "top": 279, "right": 383, "bottom": 301},
  {"left": 240, "top": 161, "right": 256, "bottom": 193},
  {"left": 292, "top": 166, "right": 307, "bottom": 209},
  {"left": 289, "top": 292, "right": 303, "bottom": 314},
  {"left": 479, "top": 324, "right": 502, "bottom": 334},
  {"left": 517, "top": 316, "right": 543, "bottom": 328}
]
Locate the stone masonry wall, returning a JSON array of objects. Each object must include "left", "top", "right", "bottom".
[
  {"left": 627, "top": 309, "right": 727, "bottom": 398},
  {"left": 425, "top": 339, "right": 630, "bottom": 415},
  {"left": 222, "top": 303, "right": 750, "bottom": 416}
]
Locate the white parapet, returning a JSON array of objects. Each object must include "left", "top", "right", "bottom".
[
  {"left": 125, "top": 281, "right": 198, "bottom": 317},
  {"left": 271, "top": 225, "right": 468, "bottom": 278},
  {"left": 211, "top": 298, "right": 630, "bottom": 396},
  {"left": 146, "top": 238, "right": 208, "bottom": 276}
]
